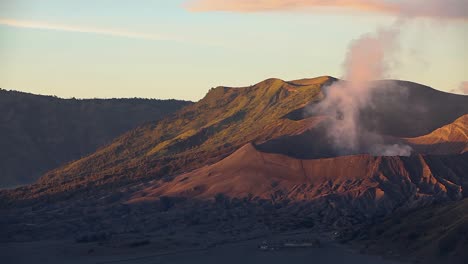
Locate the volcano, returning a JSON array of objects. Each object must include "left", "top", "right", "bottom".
[{"left": 1, "top": 76, "right": 467, "bottom": 264}]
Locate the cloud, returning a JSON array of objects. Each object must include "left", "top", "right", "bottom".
[
  {"left": 0, "top": 18, "right": 179, "bottom": 41},
  {"left": 185, "top": 0, "right": 468, "bottom": 20},
  {"left": 461, "top": 82, "right": 468, "bottom": 94}
]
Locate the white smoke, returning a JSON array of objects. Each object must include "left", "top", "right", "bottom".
[
  {"left": 303, "top": 0, "right": 464, "bottom": 157},
  {"left": 370, "top": 144, "right": 413, "bottom": 156},
  {"left": 309, "top": 23, "right": 413, "bottom": 156},
  {"left": 187, "top": 0, "right": 464, "bottom": 156}
]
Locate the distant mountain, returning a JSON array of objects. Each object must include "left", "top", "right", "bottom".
[{"left": 0, "top": 89, "right": 192, "bottom": 188}]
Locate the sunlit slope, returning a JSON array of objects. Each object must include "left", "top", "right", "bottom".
[
  {"left": 130, "top": 143, "right": 468, "bottom": 202},
  {"left": 15, "top": 77, "right": 332, "bottom": 199}
]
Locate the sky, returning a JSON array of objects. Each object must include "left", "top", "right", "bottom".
[{"left": 0, "top": 0, "right": 466, "bottom": 101}]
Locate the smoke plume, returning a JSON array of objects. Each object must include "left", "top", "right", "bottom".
[
  {"left": 308, "top": 23, "right": 413, "bottom": 156},
  {"left": 302, "top": 0, "right": 465, "bottom": 156},
  {"left": 186, "top": 0, "right": 464, "bottom": 156}
]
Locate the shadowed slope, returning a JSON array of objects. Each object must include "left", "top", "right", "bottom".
[
  {"left": 258, "top": 83, "right": 468, "bottom": 159},
  {"left": 360, "top": 80, "right": 468, "bottom": 137},
  {"left": 0, "top": 89, "right": 191, "bottom": 188},
  {"left": 281, "top": 80, "right": 468, "bottom": 137},
  {"left": 257, "top": 114, "right": 468, "bottom": 159}
]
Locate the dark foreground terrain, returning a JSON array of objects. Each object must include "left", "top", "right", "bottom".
[
  {"left": 0, "top": 231, "right": 403, "bottom": 264},
  {"left": 352, "top": 198, "right": 468, "bottom": 264}
]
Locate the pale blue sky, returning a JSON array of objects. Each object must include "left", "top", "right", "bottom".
[{"left": 0, "top": 0, "right": 466, "bottom": 100}]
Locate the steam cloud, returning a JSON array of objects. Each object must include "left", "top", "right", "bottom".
[
  {"left": 309, "top": 23, "right": 413, "bottom": 156},
  {"left": 301, "top": 0, "right": 465, "bottom": 156},
  {"left": 451, "top": 81, "right": 468, "bottom": 95},
  {"left": 185, "top": 0, "right": 465, "bottom": 156}
]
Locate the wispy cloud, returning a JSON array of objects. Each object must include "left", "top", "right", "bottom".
[
  {"left": 0, "top": 18, "right": 180, "bottom": 41},
  {"left": 184, "top": 0, "right": 468, "bottom": 20}
]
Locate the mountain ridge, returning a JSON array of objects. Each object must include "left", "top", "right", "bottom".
[
  {"left": 21, "top": 77, "right": 331, "bottom": 197},
  {"left": 2, "top": 77, "right": 467, "bottom": 203},
  {"left": 0, "top": 89, "right": 192, "bottom": 188}
]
